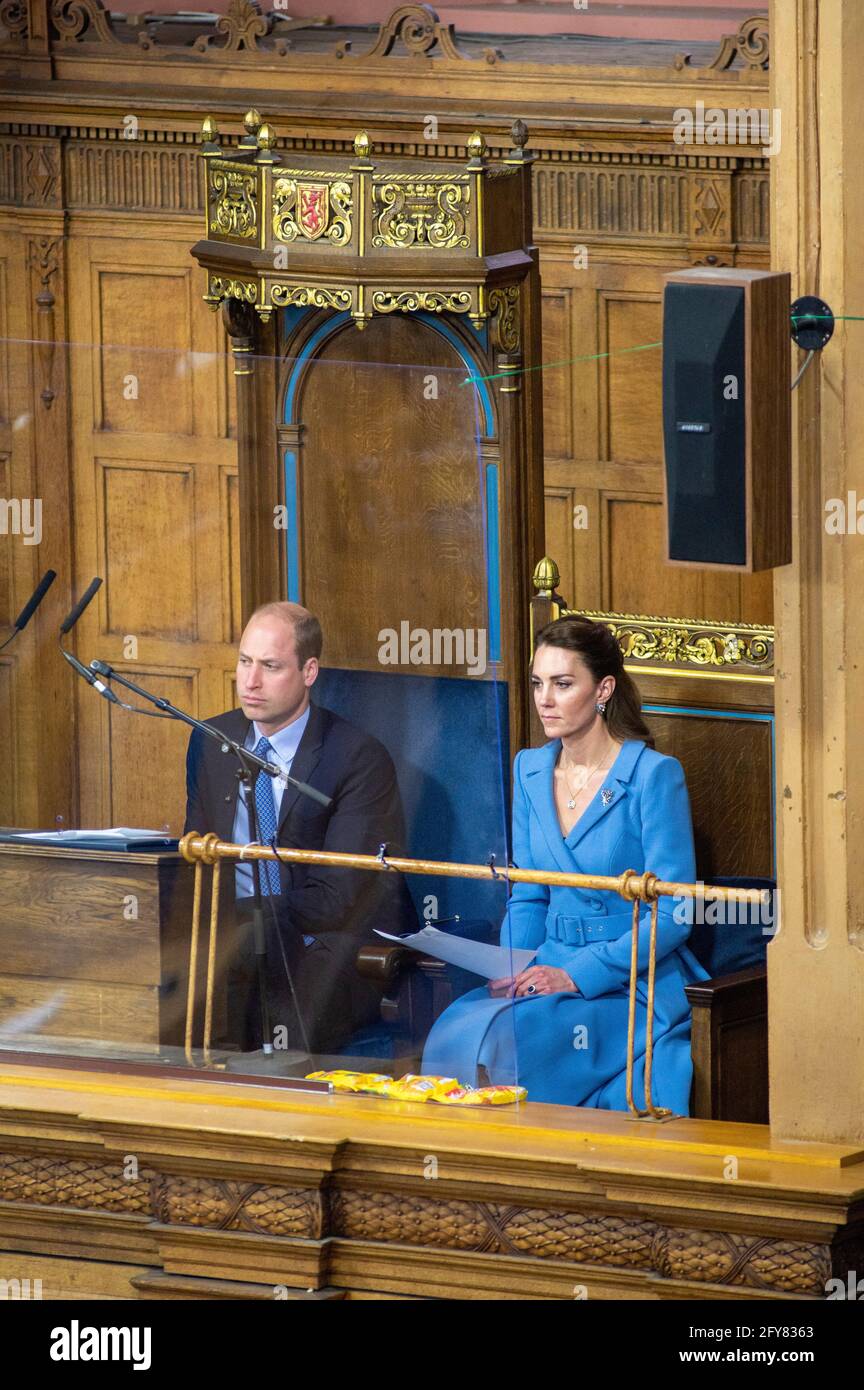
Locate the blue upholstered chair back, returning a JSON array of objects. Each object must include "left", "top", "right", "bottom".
[
  {"left": 686, "top": 876, "right": 775, "bottom": 978},
  {"left": 314, "top": 669, "right": 511, "bottom": 928}
]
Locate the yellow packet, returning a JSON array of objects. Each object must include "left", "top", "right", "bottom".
[
  {"left": 383, "top": 1073, "right": 461, "bottom": 1102},
  {"left": 305, "top": 1069, "right": 388, "bottom": 1093},
  {"left": 435, "top": 1085, "right": 527, "bottom": 1106},
  {"left": 353, "top": 1074, "right": 394, "bottom": 1095}
]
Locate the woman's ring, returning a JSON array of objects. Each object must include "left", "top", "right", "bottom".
[{"left": 526, "top": 983, "right": 537, "bottom": 994}]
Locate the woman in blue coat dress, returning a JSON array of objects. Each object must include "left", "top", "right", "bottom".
[{"left": 422, "top": 615, "right": 708, "bottom": 1113}]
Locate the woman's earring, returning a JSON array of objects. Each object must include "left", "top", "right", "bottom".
[{"left": 595, "top": 701, "right": 606, "bottom": 714}]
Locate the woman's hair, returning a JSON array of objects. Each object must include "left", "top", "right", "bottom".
[{"left": 533, "top": 615, "right": 654, "bottom": 746}]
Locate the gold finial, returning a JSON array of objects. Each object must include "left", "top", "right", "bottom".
[
  {"left": 354, "top": 130, "right": 371, "bottom": 159},
  {"left": 256, "top": 122, "right": 277, "bottom": 150},
  {"left": 244, "top": 108, "right": 263, "bottom": 137},
  {"left": 533, "top": 556, "right": 560, "bottom": 594},
  {"left": 467, "top": 130, "right": 488, "bottom": 160},
  {"left": 201, "top": 115, "right": 219, "bottom": 143}
]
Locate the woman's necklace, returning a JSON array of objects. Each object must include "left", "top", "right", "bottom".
[{"left": 559, "top": 748, "right": 614, "bottom": 810}]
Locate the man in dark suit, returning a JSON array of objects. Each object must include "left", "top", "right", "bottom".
[{"left": 184, "top": 600, "right": 417, "bottom": 1054}]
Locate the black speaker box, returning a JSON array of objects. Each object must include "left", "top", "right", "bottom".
[{"left": 662, "top": 268, "right": 791, "bottom": 571}]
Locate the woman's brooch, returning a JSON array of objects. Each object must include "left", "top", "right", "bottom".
[{"left": 601, "top": 788, "right": 614, "bottom": 805}]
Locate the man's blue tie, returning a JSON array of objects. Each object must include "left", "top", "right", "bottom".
[{"left": 253, "top": 736, "right": 282, "bottom": 897}]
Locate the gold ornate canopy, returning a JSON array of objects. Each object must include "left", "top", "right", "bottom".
[{"left": 192, "top": 113, "right": 536, "bottom": 338}]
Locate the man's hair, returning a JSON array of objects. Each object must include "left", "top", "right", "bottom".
[{"left": 247, "top": 601, "right": 323, "bottom": 668}]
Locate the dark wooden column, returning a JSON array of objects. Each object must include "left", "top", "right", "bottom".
[{"left": 221, "top": 300, "right": 283, "bottom": 619}]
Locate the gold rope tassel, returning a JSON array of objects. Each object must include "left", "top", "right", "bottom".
[
  {"left": 624, "top": 892, "right": 648, "bottom": 1118},
  {"left": 622, "top": 869, "right": 673, "bottom": 1122},
  {"left": 642, "top": 892, "right": 672, "bottom": 1120},
  {"left": 183, "top": 859, "right": 203, "bottom": 1067},
  {"left": 202, "top": 858, "right": 221, "bottom": 1068}
]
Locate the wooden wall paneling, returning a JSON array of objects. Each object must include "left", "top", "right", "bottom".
[
  {"left": 535, "top": 251, "right": 600, "bottom": 468},
  {"left": 604, "top": 494, "right": 776, "bottom": 626},
  {"left": 67, "top": 228, "right": 242, "bottom": 828},
  {"left": 0, "top": 15, "right": 776, "bottom": 837},
  {"left": 597, "top": 284, "right": 664, "bottom": 467},
  {"left": 646, "top": 708, "right": 774, "bottom": 879},
  {"left": 96, "top": 457, "right": 198, "bottom": 643},
  {"left": 0, "top": 218, "right": 77, "bottom": 830},
  {"left": 105, "top": 668, "right": 199, "bottom": 833},
  {"left": 0, "top": 236, "right": 27, "bottom": 829},
  {"left": 294, "top": 314, "right": 489, "bottom": 676},
  {"left": 543, "top": 483, "right": 600, "bottom": 615},
  {"left": 539, "top": 284, "right": 573, "bottom": 462},
  {"left": 90, "top": 261, "right": 196, "bottom": 436}
]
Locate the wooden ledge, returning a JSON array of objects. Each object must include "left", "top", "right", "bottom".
[
  {"left": 1, "top": 1061, "right": 863, "bottom": 1300},
  {"left": 0, "top": 1061, "right": 862, "bottom": 1178}
]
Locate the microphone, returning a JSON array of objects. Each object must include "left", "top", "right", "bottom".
[
  {"left": 0, "top": 569, "right": 57, "bottom": 652},
  {"left": 13, "top": 570, "right": 56, "bottom": 631},
  {"left": 58, "top": 576, "right": 124, "bottom": 709},
  {"left": 60, "top": 648, "right": 123, "bottom": 705},
  {"left": 84, "top": 657, "right": 172, "bottom": 720},
  {"left": 59, "top": 577, "right": 102, "bottom": 635}
]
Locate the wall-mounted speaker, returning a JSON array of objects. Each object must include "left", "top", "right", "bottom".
[{"left": 662, "top": 268, "right": 791, "bottom": 571}]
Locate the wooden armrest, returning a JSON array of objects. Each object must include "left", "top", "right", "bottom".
[
  {"left": 355, "top": 943, "right": 412, "bottom": 984},
  {"left": 685, "top": 965, "right": 767, "bottom": 1008}
]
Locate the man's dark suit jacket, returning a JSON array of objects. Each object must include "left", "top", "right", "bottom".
[{"left": 184, "top": 700, "right": 418, "bottom": 1051}]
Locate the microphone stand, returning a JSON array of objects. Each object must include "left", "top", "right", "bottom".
[
  {"left": 92, "top": 658, "right": 318, "bottom": 1070},
  {"left": 88, "top": 660, "right": 331, "bottom": 810}
]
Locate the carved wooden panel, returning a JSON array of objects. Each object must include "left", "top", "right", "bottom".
[
  {"left": 534, "top": 160, "right": 690, "bottom": 241},
  {"left": 93, "top": 265, "right": 196, "bottom": 434},
  {"left": 295, "top": 314, "right": 489, "bottom": 675},
  {"left": 98, "top": 459, "right": 197, "bottom": 641},
  {"left": 600, "top": 292, "right": 664, "bottom": 466},
  {"left": 734, "top": 168, "right": 771, "bottom": 245},
  {"left": 539, "top": 288, "right": 573, "bottom": 460},
  {"left": 0, "top": 137, "right": 62, "bottom": 209},
  {"left": 647, "top": 709, "right": 774, "bottom": 879},
  {"left": 544, "top": 488, "right": 575, "bottom": 606},
  {"left": 544, "top": 483, "right": 599, "bottom": 615},
  {"left": 65, "top": 141, "right": 202, "bottom": 214}
]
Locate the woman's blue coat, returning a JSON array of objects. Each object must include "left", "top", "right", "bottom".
[{"left": 422, "top": 738, "right": 708, "bottom": 1112}]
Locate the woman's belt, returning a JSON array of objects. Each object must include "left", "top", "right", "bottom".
[{"left": 546, "top": 910, "right": 636, "bottom": 946}]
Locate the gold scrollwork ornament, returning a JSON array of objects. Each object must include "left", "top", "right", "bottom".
[
  {"left": 209, "top": 168, "right": 258, "bottom": 239},
  {"left": 372, "top": 181, "right": 470, "bottom": 249},
  {"left": 370, "top": 289, "right": 474, "bottom": 315},
  {"left": 206, "top": 276, "right": 258, "bottom": 308},
  {"left": 489, "top": 285, "right": 520, "bottom": 352},
  {"left": 270, "top": 284, "right": 354, "bottom": 310},
  {"left": 607, "top": 620, "right": 772, "bottom": 669}
]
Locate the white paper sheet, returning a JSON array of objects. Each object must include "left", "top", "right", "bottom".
[
  {"left": 9, "top": 828, "right": 168, "bottom": 841},
  {"left": 374, "top": 925, "right": 536, "bottom": 981}
]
